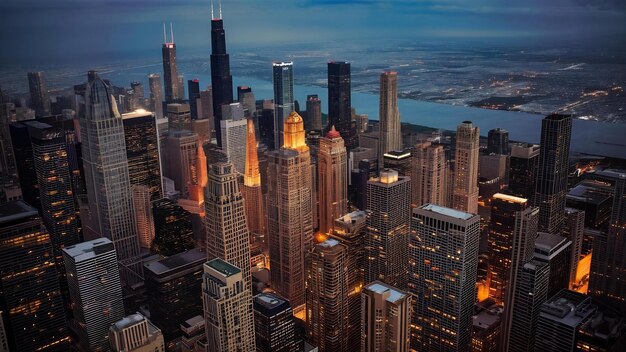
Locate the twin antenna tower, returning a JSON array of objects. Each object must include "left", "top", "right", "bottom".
[{"left": 163, "top": 0, "right": 222, "bottom": 43}]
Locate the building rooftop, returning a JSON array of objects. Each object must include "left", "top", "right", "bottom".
[
  {"left": 336, "top": 210, "right": 367, "bottom": 225},
  {"left": 206, "top": 258, "right": 241, "bottom": 277},
  {"left": 493, "top": 193, "right": 528, "bottom": 204},
  {"left": 366, "top": 281, "right": 407, "bottom": 304},
  {"left": 540, "top": 290, "right": 595, "bottom": 327},
  {"left": 419, "top": 203, "right": 474, "bottom": 220},
  {"left": 253, "top": 292, "right": 291, "bottom": 317},
  {"left": 0, "top": 201, "right": 38, "bottom": 225},
  {"left": 473, "top": 309, "right": 501, "bottom": 330},
  {"left": 122, "top": 109, "right": 153, "bottom": 120},
  {"left": 144, "top": 248, "right": 206, "bottom": 276},
  {"left": 535, "top": 232, "right": 569, "bottom": 252},
  {"left": 383, "top": 149, "right": 412, "bottom": 159},
  {"left": 319, "top": 238, "right": 341, "bottom": 248},
  {"left": 110, "top": 313, "right": 147, "bottom": 332},
  {"left": 180, "top": 315, "right": 205, "bottom": 331},
  {"left": 567, "top": 183, "right": 612, "bottom": 205},
  {"left": 62, "top": 238, "right": 115, "bottom": 262}
]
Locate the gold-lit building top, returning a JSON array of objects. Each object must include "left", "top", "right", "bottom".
[
  {"left": 493, "top": 193, "right": 527, "bottom": 204},
  {"left": 283, "top": 111, "right": 308, "bottom": 152},
  {"left": 244, "top": 118, "right": 261, "bottom": 187}
]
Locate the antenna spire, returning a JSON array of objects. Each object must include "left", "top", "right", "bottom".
[
  {"left": 170, "top": 22, "right": 174, "bottom": 43},
  {"left": 219, "top": 0, "right": 222, "bottom": 19},
  {"left": 163, "top": 23, "right": 167, "bottom": 43},
  {"left": 211, "top": 0, "right": 215, "bottom": 19}
]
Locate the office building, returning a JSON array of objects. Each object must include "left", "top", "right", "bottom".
[
  {"left": 383, "top": 148, "right": 412, "bottom": 176},
  {"left": 131, "top": 81, "right": 145, "bottom": 107},
  {"left": 575, "top": 306, "right": 626, "bottom": 351},
  {"left": 534, "top": 232, "right": 572, "bottom": 299},
  {"left": 563, "top": 208, "right": 585, "bottom": 288},
  {"left": 122, "top": 109, "right": 163, "bottom": 201},
  {"left": 378, "top": 71, "right": 401, "bottom": 169},
  {"left": 220, "top": 102, "right": 247, "bottom": 173},
  {"left": 180, "top": 316, "right": 205, "bottom": 352},
  {"left": 237, "top": 85, "right": 256, "bottom": 117},
  {"left": 0, "top": 201, "right": 70, "bottom": 352},
  {"left": 165, "top": 130, "right": 200, "bottom": 199},
  {"left": 188, "top": 79, "right": 201, "bottom": 120},
  {"left": 132, "top": 185, "right": 154, "bottom": 249},
  {"left": 202, "top": 258, "right": 256, "bottom": 351},
  {"left": 253, "top": 293, "right": 298, "bottom": 352},
  {"left": 63, "top": 238, "right": 125, "bottom": 351},
  {"left": 306, "top": 94, "right": 322, "bottom": 131},
  {"left": 109, "top": 313, "right": 165, "bottom": 352},
  {"left": 273, "top": 61, "right": 294, "bottom": 148},
  {"left": 566, "top": 180, "right": 612, "bottom": 230},
  {"left": 411, "top": 141, "right": 447, "bottom": 207},
  {"left": 328, "top": 61, "right": 354, "bottom": 148},
  {"left": 533, "top": 114, "right": 572, "bottom": 234},
  {"left": 27, "top": 71, "right": 51, "bottom": 116},
  {"left": 258, "top": 104, "right": 275, "bottom": 149},
  {"left": 9, "top": 122, "right": 39, "bottom": 209},
  {"left": 508, "top": 143, "right": 540, "bottom": 199},
  {"left": 199, "top": 87, "right": 214, "bottom": 122},
  {"left": 361, "top": 281, "right": 412, "bottom": 352},
  {"left": 317, "top": 126, "right": 348, "bottom": 233},
  {"left": 487, "top": 128, "right": 509, "bottom": 155},
  {"left": 166, "top": 103, "right": 191, "bottom": 131},
  {"left": 410, "top": 204, "right": 480, "bottom": 351},
  {"left": 204, "top": 161, "right": 253, "bottom": 289},
  {"left": 472, "top": 309, "right": 502, "bottom": 352},
  {"left": 143, "top": 248, "right": 206, "bottom": 340},
  {"left": 151, "top": 198, "right": 195, "bottom": 256},
  {"left": 79, "top": 75, "right": 143, "bottom": 285},
  {"left": 162, "top": 25, "right": 181, "bottom": 103},
  {"left": 365, "top": 169, "right": 411, "bottom": 288},
  {"left": 210, "top": 12, "right": 234, "bottom": 147},
  {"left": 148, "top": 73, "right": 164, "bottom": 118},
  {"left": 242, "top": 118, "right": 266, "bottom": 246},
  {"left": 451, "top": 121, "right": 480, "bottom": 214}
]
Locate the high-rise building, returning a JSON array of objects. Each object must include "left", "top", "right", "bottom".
[
  {"left": 162, "top": 25, "right": 180, "bottom": 103},
  {"left": 180, "top": 316, "right": 205, "bottom": 352},
  {"left": 187, "top": 79, "right": 201, "bottom": 120},
  {"left": 27, "top": 71, "right": 51, "bottom": 116},
  {"left": 328, "top": 61, "right": 354, "bottom": 149},
  {"left": 202, "top": 258, "right": 256, "bottom": 351},
  {"left": 365, "top": 169, "right": 411, "bottom": 288},
  {"left": 0, "top": 201, "right": 70, "bottom": 352},
  {"left": 317, "top": 126, "right": 348, "bottom": 233},
  {"left": 166, "top": 102, "right": 191, "bottom": 131},
  {"left": 306, "top": 238, "right": 358, "bottom": 351},
  {"left": 177, "top": 74, "right": 185, "bottom": 100},
  {"left": 267, "top": 111, "right": 313, "bottom": 310},
  {"left": 210, "top": 10, "right": 234, "bottom": 147},
  {"left": 306, "top": 94, "right": 322, "bottom": 131},
  {"left": 534, "top": 232, "right": 572, "bottom": 299},
  {"left": 204, "top": 161, "right": 252, "bottom": 289},
  {"left": 452, "top": 121, "right": 480, "bottom": 214},
  {"left": 411, "top": 141, "right": 448, "bottom": 208},
  {"left": 220, "top": 102, "right": 247, "bottom": 173},
  {"left": 535, "top": 290, "right": 596, "bottom": 351},
  {"left": 410, "top": 204, "right": 480, "bottom": 351},
  {"left": 487, "top": 128, "right": 509, "bottom": 155},
  {"left": 253, "top": 293, "right": 299, "bottom": 352},
  {"left": 563, "top": 208, "right": 585, "bottom": 289},
  {"left": 506, "top": 259, "right": 550, "bottom": 352},
  {"left": 361, "top": 281, "right": 412, "bottom": 352},
  {"left": 471, "top": 309, "right": 502, "bottom": 352},
  {"left": 378, "top": 71, "right": 401, "bottom": 169},
  {"left": 273, "top": 61, "right": 294, "bottom": 148},
  {"left": 242, "top": 118, "right": 266, "bottom": 246},
  {"left": 63, "top": 238, "right": 125, "bottom": 351},
  {"left": 122, "top": 109, "right": 163, "bottom": 201},
  {"left": 79, "top": 74, "right": 143, "bottom": 285},
  {"left": 151, "top": 198, "right": 195, "bottom": 255},
  {"left": 143, "top": 248, "right": 205, "bottom": 341},
  {"left": 258, "top": 104, "right": 276, "bottom": 149},
  {"left": 199, "top": 87, "right": 214, "bottom": 121},
  {"left": 237, "top": 85, "right": 256, "bottom": 117},
  {"left": 508, "top": 143, "right": 540, "bottom": 199},
  {"left": 148, "top": 73, "right": 164, "bottom": 119},
  {"left": 165, "top": 130, "right": 200, "bottom": 199},
  {"left": 383, "top": 148, "right": 413, "bottom": 177},
  {"left": 533, "top": 114, "right": 572, "bottom": 234},
  {"left": 9, "top": 122, "right": 39, "bottom": 209},
  {"left": 131, "top": 81, "right": 145, "bottom": 107},
  {"left": 131, "top": 185, "right": 154, "bottom": 249},
  {"left": 109, "top": 313, "right": 165, "bottom": 352}
]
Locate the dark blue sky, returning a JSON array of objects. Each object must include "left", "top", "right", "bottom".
[{"left": 0, "top": 0, "right": 625, "bottom": 65}]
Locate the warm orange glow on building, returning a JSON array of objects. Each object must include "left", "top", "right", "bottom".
[
  {"left": 283, "top": 111, "right": 308, "bottom": 152},
  {"left": 572, "top": 251, "right": 592, "bottom": 294},
  {"left": 314, "top": 232, "right": 329, "bottom": 243},
  {"left": 477, "top": 281, "right": 490, "bottom": 302},
  {"left": 244, "top": 118, "right": 261, "bottom": 187}
]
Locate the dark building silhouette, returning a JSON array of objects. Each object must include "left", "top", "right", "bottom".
[
  {"left": 258, "top": 107, "right": 275, "bottom": 150},
  {"left": 27, "top": 71, "right": 51, "bottom": 117},
  {"left": 162, "top": 26, "right": 181, "bottom": 103},
  {"left": 508, "top": 143, "right": 540, "bottom": 200},
  {"left": 306, "top": 94, "right": 322, "bottom": 131},
  {"left": 152, "top": 198, "right": 195, "bottom": 256},
  {"left": 253, "top": 293, "right": 299, "bottom": 352},
  {"left": 188, "top": 79, "right": 201, "bottom": 120},
  {"left": 328, "top": 61, "right": 354, "bottom": 149},
  {"left": 210, "top": 16, "right": 234, "bottom": 146},
  {"left": 487, "top": 128, "right": 509, "bottom": 155},
  {"left": 9, "top": 122, "right": 39, "bottom": 210}
]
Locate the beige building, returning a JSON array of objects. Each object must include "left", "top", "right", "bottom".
[
  {"left": 378, "top": 72, "right": 402, "bottom": 169},
  {"left": 109, "top": 313, "right": 164, "bottom": 352},
  {"left": 411, "top": 141, "right": 448, "bottom": 208},
  {"left": 317, "top": 126, "right": 348, "bottom": 233},
  {"left": 165, "top": 130, "right": 201, "bottom": 199},
  {"left": 452, "top": 121, "right": 480, "bottom": 214}
]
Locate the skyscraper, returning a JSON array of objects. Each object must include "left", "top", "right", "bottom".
[
  {"left": 220, "top": 102, "right": 247, "bottom": 174},
  {"left": 533, "top": 114, "right": 572, "bottom": 234},
  {"left": 533, "top": 232, "right": 572, "bottom": 299},
  {"left": 328, "top": 61, "right": 354, "bottom": 148},
  {"left": 242, "top": 118, "right": 266, "bottom": 246},
  {"left": 79, "top": 74, "right": 143, "bottom": 285},
  {"left": 317, "top": 126, "right": 348, "bottom": 233},
  {"left": 202, "top": 258, "right": 256, "bottom": 351},
  {"left": 165, "top": 130, "right": 200, "bottom": 199},
  {"left": 451, "top": 121, "right": 480, "bottom": 214},
  {"left": 0, "top": 201, "right": 70, "bottom": 352},
  {"left": 63, "top": 238, "right": 125, "bottom": 351},
  {"left": 273, "top": 61, "right": 294, "bottom": 148},
  {"left": 365, "top": 169, "right": 411, "bottom": 288},
  {"left": 132, "top": 185, "right": 155, "bottom": 249},
  {"left": 411, "top": 141, "right": 448, "bottom": 208},
  {"left": 410, "top": 204, "right": 480, "bottom": 351},
  {"left": 487, "top": 128, "right": 509, "bottom": 155},
  {"left": 131, "top": 81, "right": 145, "bottom": 108},
  {"left": 109, "top": 313, "right": 165, "bottom": 352},
  {"left": 361, "top": 281, "right": 412, "bottom": 352},
  {"left": 162, "top": 24, "right": 180, "bottom": 103},
  {"left": 379, "top": 71, "right": 401, "bottom": 169},
  {"left": 148, "top": 73, "right": 164, "bottom": 119},
  {"left": 122, "top": 109, "right": 163, "bottom": 202},
  {"left": 166, "top": 102, "right": 191, "bottom": 131},
  {"left": 204, "top": 161, "right": 253, "bottom": 289},
  {"left": 151, "top": 198, "right": 196, "bottom": 256},
  {"left": 188, "top": 79, "right": 201, "bottom": 120},
  {"left": 306, "top": 94, "right": 322, "bottom": 131},
  {"left": 237, "top": 85, "right": 256, "bottom": 117},
  {"left": 267, "top": 111, "right": 313, "bottom": 310},
  {"left": 563, "top": 207, "right": 584, "bottom": 289},
  {"left": 508, "top": 143, "right": 540, "bottom": 199},
  {"left": 253, "top": 293, "right": 298, "bottom": 352},
  {"left": 210, "top": 9, "right": 234, "bottom": 147},
  {"left": 27, "top": 71, "right": 51, "bottom": 116}
]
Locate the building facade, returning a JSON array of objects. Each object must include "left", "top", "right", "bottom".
[
  {"left": 378, "top": 71, "right": 401, "bottom": 168},
  {"left": 451, "top": 121, "right": 480, "bottom": 214},
  {"left": 317, "top": 126, "right": 348, "bottom": 233}
]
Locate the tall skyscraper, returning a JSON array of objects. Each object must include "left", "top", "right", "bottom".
[
  {"left": 361, "top": 281, "right": 412, "bottom": 352},
  {"left": 253, "top": 293, "right": 298, "bottom": 352},
  {"left": 533, "top": 114, "right": 572, "bottom": 234},
  {"left": 365, "top": 169, "right": 411, "bottom": 288},
  {"left": 188, "top": 79, "right": 201, "bottom": 120},
  {"left": 199, "top": 87, "right": 214, "bottom": 121},
  {"left": 27, "top": 71, "right": 51, "bottom": 116},
  {"left": 410, "top": 204, "right": 480, "bottom": 351},
  {"left": 317, "top": 126, "right": 348, "bottom": 233},
  {"left": 210, "top": 9, "right": 234, "bottom": 147},
  {"left": 451, "top": 121, "right": 480, "bottom": 214},
  {"left": 202, "top": 258, "right": 256, "bottom": 351},
  {"left": 242, "top": 118, "right": 266, "bottom": 246},
  {"left": 379, "top": 71, "right": 401, "bottom": 169},
  {"left": 220, "top": 102, "right": 247, "bottom": 173},
  {"left": 63, "top": 238, "right": 125, "bottom": 351},
  {"left": 273, "top": 61, "right": 294, "bottom": 148},
  {"left": 122, "top": 109, "right": 163, "bottom": 201},
  {"left": 79, "top": 74, "right": 143, "bottom": 285},
  {"left": 411, "top": 141, "right": 448, "bottom": 208},
  {"left": 533, "top": 232, "right": 572, "bottom": 299},
  {"left": 267, "top": 111, "right": 313, "bottom": 310},
  {"left": 563, "top": 207, "right": 585, "bottom": 289},
  {"left": 204, "top": 161, "right": 253, "bottom": 289},
  {"left": 165, "top": 130, "right": 200, "bottom": 199},
  {"left": 237, "top": 85, "right": 256, "bottom": 117},
  {"left": 487, "top": 128, "right": 509, "bottom": 155},
  {"left": 306, "top": 94, "right": 322, "bottom": 131},
  {"left": 0, "top": 201, "right": 70, "bottom": 352},
  {"left": 109, "top": 313, "right": 165, "bottom": 352},
  {"left": 328, "top": 61, "right": 354, "bottom": 148},
  {"left": 166, "top": 102, "right": 191, "bottom": 131},
  {"left": 148, "top": 73, "right": 164, "bottom": 119},
  {"left": 508, "top": 143, "right": 540, "bottom": 199},
  {"left": 162, "top": 24, "right": 180, "bottom": 103}
]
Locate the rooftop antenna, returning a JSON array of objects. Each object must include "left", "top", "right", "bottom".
[
  {"left": 219, "top": 0, "right": 222, "bottom": 19},
  {"left": 163, "top": 22, "right": 167, "bottom": 43},
  {"left": 211, "top": 0, "right": 215, "bottom": 19},
  {"left": 170, "top": 22, "right": 174, "bottom": 43}
]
